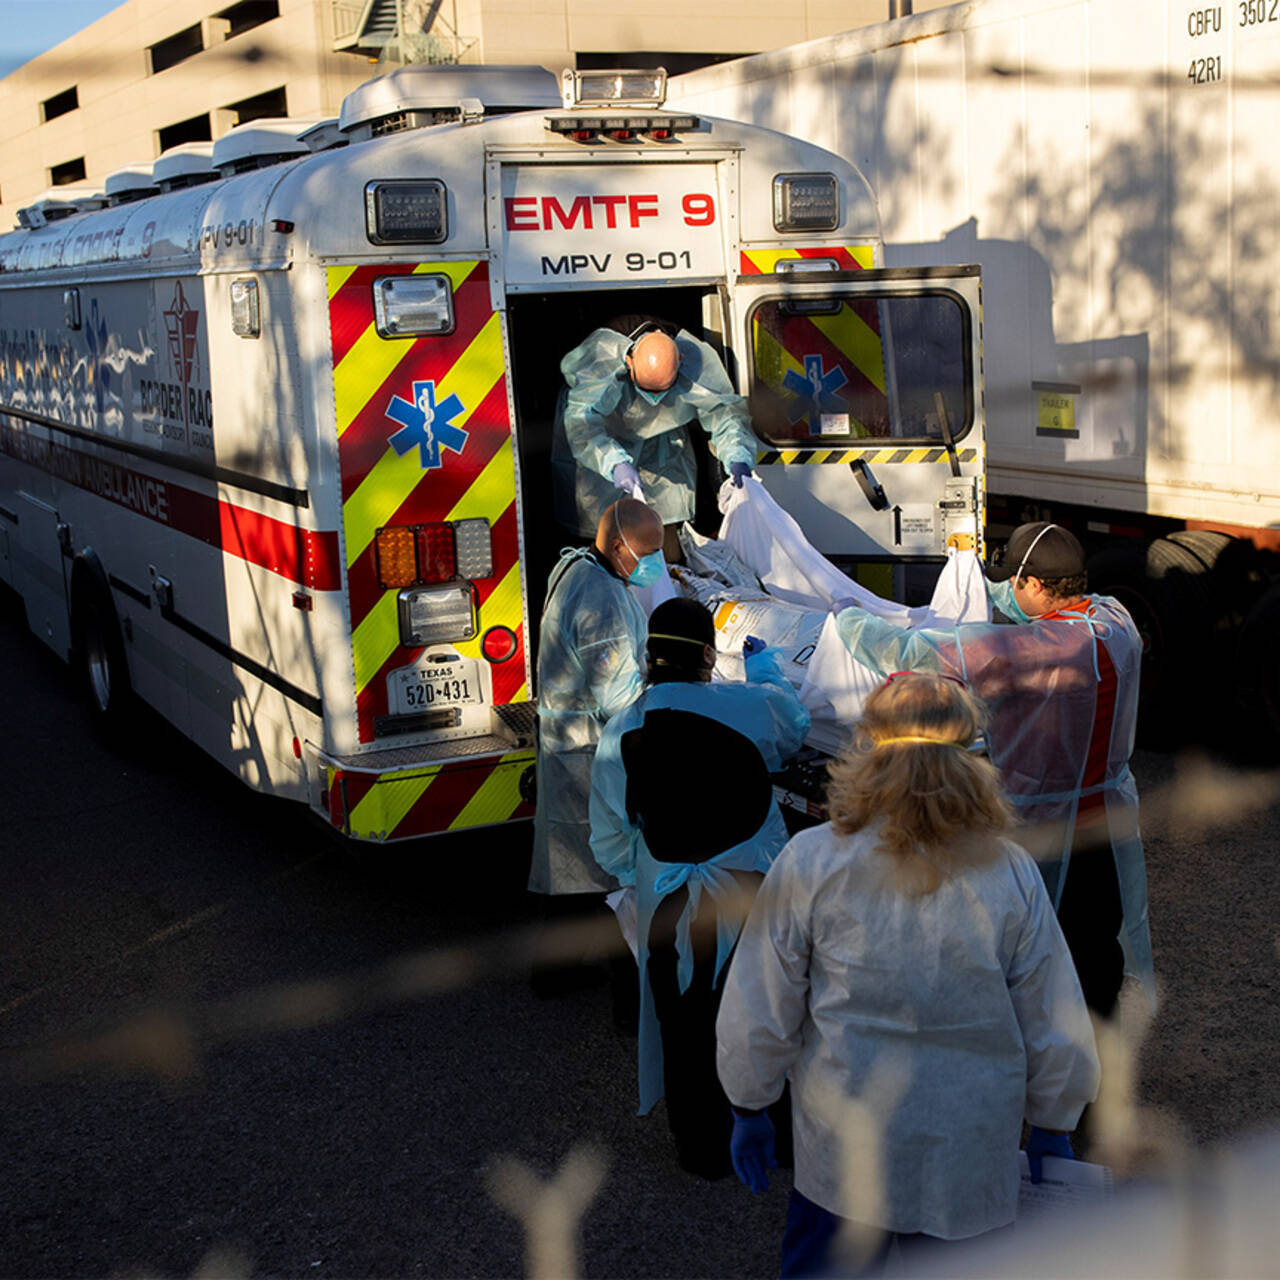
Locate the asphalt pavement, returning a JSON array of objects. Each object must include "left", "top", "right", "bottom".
[{"left": 0, "top": 587, "right": 1277, "bottom": 1278}]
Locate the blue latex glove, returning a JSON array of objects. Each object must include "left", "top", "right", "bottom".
[
  {"left": 730, "top": 1111, "right": 777, "bottom": 1195},
  {"left": 612, "top": 461, "right": 641, "bottom": 493},
  {"left": 742, "top": 634, "right": 767, "bottom": 659},
  {"left": 729, "top": 461, "right": 753, "bottom": 488},
  {"left": 1024, "top": 1126, "right": 1074, "bottom": 1184}
]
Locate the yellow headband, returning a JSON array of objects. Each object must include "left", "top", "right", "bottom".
[{"left": 874, "top": 736, "right": 966, "bottom": 748}]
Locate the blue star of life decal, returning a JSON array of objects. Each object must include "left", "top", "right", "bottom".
[
  {"left": 385, "top": 379, "right": 468, "bottom": 470},
  {"left": 782, "top": 355, "right": 849, "bottom": 432}
]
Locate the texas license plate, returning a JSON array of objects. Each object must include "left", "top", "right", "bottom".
[{"left": 390, "top": 659, "right": 482, "bottom": 715}]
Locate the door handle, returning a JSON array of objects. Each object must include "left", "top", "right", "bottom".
[{"left": 849, "top": 459, "right": 889, "bottom": 512}]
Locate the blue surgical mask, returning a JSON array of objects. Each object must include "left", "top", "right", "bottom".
[
  {"left": 628, "top": 548, "right": 665, "bottom": 588},
  {"left": 633, "top": 383, "right": 669, "bottom": 407},
  {"left": 619, "top": 528, "right": 665, "bottom": 588},
  {"left": 989, "top": 578, "right": 1032, "bottom": 624}
]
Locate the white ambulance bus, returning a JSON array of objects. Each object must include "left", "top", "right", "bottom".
[{"left": 0, "top": 64, "right": 984, "bottom": 841}]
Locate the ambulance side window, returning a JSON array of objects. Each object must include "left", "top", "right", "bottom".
[{"left": 747, "top": 290, "right": 971, "bottom": 446}]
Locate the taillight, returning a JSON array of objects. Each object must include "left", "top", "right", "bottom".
[
  {"left": 375, "top": 526, "right": 418, "bottom": 588},
  {"left": 417, "top": 524, "right": 456, "bottom": 583},
  {"left": 454, "top": 517, "right": 494, "bottom": 579},
  {"left": 481, "top": 626, "right": 518, "bottom": 663},
  {"left": 374, "top": 520, "right": 494, "bottom": 589}
]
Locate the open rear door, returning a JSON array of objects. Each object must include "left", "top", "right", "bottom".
[{"left": 730, "top": 264, "right": 985, "bottom": 565}]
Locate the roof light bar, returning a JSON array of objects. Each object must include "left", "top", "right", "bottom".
[{"left": 545, "top": 114, "right": 697, "bottom": 139}]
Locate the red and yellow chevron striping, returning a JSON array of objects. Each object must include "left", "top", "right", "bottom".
[
  {"left": 326, "top": 749, "right": 535, "bottom": 840},
  {"left": 739, "top": 245, "right": 876, "bottom": 275},
  {"left": 327, "top": 262, "right": 528, "bottom": 744},
  {"left": 751, "top": 298, "right": 888, "bottom": 440}
]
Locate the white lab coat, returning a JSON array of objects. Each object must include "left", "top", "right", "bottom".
[{"left": 716, "top": 823, "right": 1100, "bottom": 1239}]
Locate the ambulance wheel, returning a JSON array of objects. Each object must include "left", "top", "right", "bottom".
[
  {"left": 1087, "top": 538, "right": 1212, "bottom": 746},
  {"left": 73, "top": 581, "right": 134, "bottom": 733}
]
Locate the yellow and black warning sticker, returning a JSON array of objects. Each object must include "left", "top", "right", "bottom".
[{"left": 757, "top": 446, "right": 980, "bottom": 466}]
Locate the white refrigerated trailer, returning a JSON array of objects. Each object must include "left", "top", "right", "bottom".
[{"left": 671, "top": 0, "right": 1280, "bottom": 740}]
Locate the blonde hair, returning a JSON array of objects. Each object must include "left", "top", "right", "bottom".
[{"left": 826, "top": 672, "right": 1011, "bottom": 894}]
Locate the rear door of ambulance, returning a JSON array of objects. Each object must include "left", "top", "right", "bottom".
[
  {"left": 731, "top": 261, "right": 986, "bottom": 592},
  {"left": 323, "top": 259, "right": 535, "bottom": 839}
]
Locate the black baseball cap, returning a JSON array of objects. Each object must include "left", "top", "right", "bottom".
[
  {"left": 986, "top": 521, "right": 1085, "bottom": 583},
  {"left": 647, "top": 598, "right": 715, "bottom": 666}
]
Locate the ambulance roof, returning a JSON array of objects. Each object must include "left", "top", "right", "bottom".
[
  {"left": 297, "top": 118, "right": 347, "bottom": 153},
  {"left": 212, "top": 119, "right": 320, "bottom": 175},
  {"left": 104, "top": 163, "right": 159, "bottom": 203},
  {"left": 338, "top": 64, "right": 560, "bottom": 137},
  {"left": 152, "top": 143, "right": 216, "bottom": 190}
]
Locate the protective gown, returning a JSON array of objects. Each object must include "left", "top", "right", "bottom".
[
  {"left": 716, "top": 825, "right": 1100, "bottom": 1239},
  {"left": 529, "top": 548, "right": 647, "bottom": 895},
  {"left": 834, "top": 588, "right": 1155, "bottom": 1001},
  {"left": 552, "top": 327, "right": 760, "bottom": 536},
  {"left": 589, "top": 649, "right": 810, "bottom": 1117}
]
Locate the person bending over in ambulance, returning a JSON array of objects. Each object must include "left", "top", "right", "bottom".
[
  {"left": 833, "top": 522, "right": 1153, "bottom": 1024},
  {"left": 551, "top": 321, "right": 761, "bottom": 561}
]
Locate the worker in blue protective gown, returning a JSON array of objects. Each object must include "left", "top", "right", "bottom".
[
  {"left": 834, "top": 522, "right": 1153, "bottom": 1018},
  {"left": 717, "top": 673, "right": 1099, "bottom": 1276},
  {"left": 589, "top": 598, "right": 810, "bottom": 1178},
  {"left": 551, "top": 322, "right": 760, "bottom": 555},
  {"left": 529, "top": 498, "right": 664, "bottom": 898}
]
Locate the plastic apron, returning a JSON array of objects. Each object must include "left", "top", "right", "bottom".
[
  {"left": 835, "top": 593, "right": 1155, "bottom": 1004},
  {"left": 551, "top": 327, "right": 758, "bottom": 536},
  {"left": 529, "top": 548, "right": 647, "bottom": 895},
  {"left": 590, "top": 654, "right": 811, "bottom": 1111}
]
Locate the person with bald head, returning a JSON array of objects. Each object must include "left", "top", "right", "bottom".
[
  {"left": 551, "top": 320, "right": 760, "bottom": 559},
  {"left": 529, "top": 497, "right": 665, "bottom": 898}
]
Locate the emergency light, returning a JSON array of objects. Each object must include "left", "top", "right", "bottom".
[
  {"left": 772, "top": 173, "right": 840, "bottom": 231},
  {"left": 372, "top": 274, "right": 454, "bottom": 337},
  {"left": 544, "top": 114, "right": 698, "bottom": 142},
  {"left": 562, "top": 68, "right": 667, "bottom": 108},
  {"left": 364, "top": 179, "right": 447, "bottom": 245},
  {"left": 374, "top": 518, "right": 493, "bottom": 589}
]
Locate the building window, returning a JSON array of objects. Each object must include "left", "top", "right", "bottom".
[
  {"left": 157, "top": 113, "right": 213, "bottom": 153},
  {"left": 576, "top": 51, "right": 749, "bottom": 76},
  {"left": 225, "top": 86, "right": 287, "bottom": 126},
  {"left": 41, "top": 86, "right": 79, "bottom": 122},
  {"left": 148, "top": 24, "right": 204, "bottom": 74},
  {"left": 50, "top": 157, "right": 87, "bottom": 187},
  {"left": 217, "top": 0, "right": 279, "bottom": 39}
]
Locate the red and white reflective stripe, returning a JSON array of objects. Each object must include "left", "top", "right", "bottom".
[{"left": 0, "top": 417, "right": 340, "bottom": 590}]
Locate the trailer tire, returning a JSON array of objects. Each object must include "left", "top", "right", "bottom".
[
  {"left": 1166, "top": 530, "right": 1264, "bottom": 621},
  {"left": 1087, "top": 538, "right": 1213, "bottom": 746},
  {"left": 71, "top": 574, "right": 134, "bottom": 735}
]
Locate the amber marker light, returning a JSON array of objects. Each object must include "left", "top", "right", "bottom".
[{"left": 375, "top": 526, "right": 418, "bottom": 588}]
